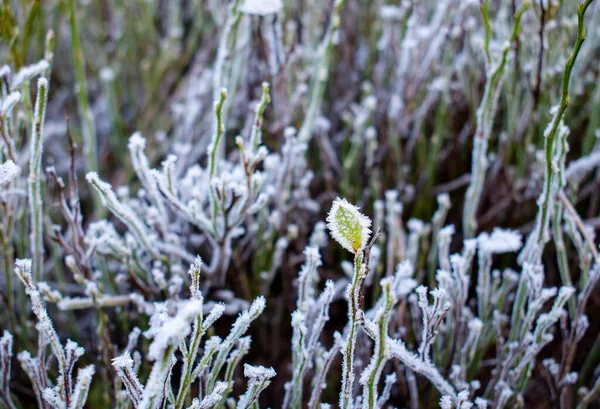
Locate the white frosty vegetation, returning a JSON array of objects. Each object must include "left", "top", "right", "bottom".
[
  {"left": 1, "top": 1, "right": 600, "bottom": 409},
  {"left": 240, "top": 0, "right": 283, "bottom": 15},
  {"left": 12, "top": 259, "right": 95, "bottom": 409},
  {"left": 108, "top": 259, "right": 268, "bottom": 409},
  {"left": 0, "top": 160, "right": 18, "bottom": 187},
  {"left": 303, "top": 192, "right": 592, "bottom": 409}
]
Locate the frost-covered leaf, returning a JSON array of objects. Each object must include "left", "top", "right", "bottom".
[{"left": 326, "top": 197, "right": 372, "bottom": 254}]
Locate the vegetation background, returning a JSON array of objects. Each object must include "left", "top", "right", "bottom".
[{"left": 2, "top": 0, "right": 600, "bottom": 408}]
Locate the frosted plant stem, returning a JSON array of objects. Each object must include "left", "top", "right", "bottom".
[
  {"left": 462, "top": 3, "right": 528, "bottom": 238},
  {"left": 174, "top": 314, "right": 203, "bottom": 409},
  {"left": 0, "top": 115, "right": 17, "bottom": 163},
  {"left": 206, "top": 298, "right": 265, "bottom": 391},
  {"left": 298, "top": 0, "right": 346, "bottom": 143},
  {"left": 212, "top": 0, "right": 242, "bottom": 161},
  {"left": 208, "top": 88, "right": 227, "bottom": 234},
  {"left": 558, "top": 190, "right": 599, "bottom": 260},
  {"left": 552, "top": 203, "right": 577, "bottom": 318},
  {"left": 508, "top": 269, "right": 529, "bottom": 343},
  {"left": 361, "top": 279, "right": 395, "bottom": 409},
  {"left": 307, "top": 337, "right": 341, "bottom": 409},
  {"left": 86, "top": 172, "right": 156, "bottom": 256},
  {"left": 68, "top": 0, "right": 97, "bottom": 173},
  {"left": 524, "top": 0, "right": 595, "bottom": 259},
  {"left": 139, "top": 345, "right": 176, "bottom": 409},
  {"left": 44, "top": 30, "right": 55, "bottom": 77},
  {"left": 249, "top": 82, "right": 271, "bottom": 154},
  {"left": 385, "top": 337, "right": 456, "bottom": 400},
  {"left": 287, "top": 313, "right": 307, "bottom": 409},
  {"left": 217, "top": 337, "right": 251, "bottom": 409},
  {"left": 340, "top": 251, "right": 364, "bottom": 409},
  {"left": 481, "top": 0, "right": 491, "bottom": 65},
  {"left": 577, "top": 373, "right": 600, "bottom": 409},
  {"left": 29, "top": 78, "right": 48, "bottom": 281},
  {"left": 0, "top": 332, "right": 17, "bottom": 409},
  {"left": 14, "top": 260, "right": 69, "bottom": 399},
  {"left": 19, "top": 81, "right": 33, "bottom": 139}
]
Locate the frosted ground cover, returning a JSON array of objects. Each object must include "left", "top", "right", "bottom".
[{"left": 1, "top": 0, "right": 600, "bottom": 408}]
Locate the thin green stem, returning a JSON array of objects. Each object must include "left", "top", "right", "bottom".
[
  {"left": 68, "top": 0, "right": 97, "bottom": 173},
  {"left": 340, "top": 251, "right": 364, "bottom": 409},
  {"left": 29, "top": 78, "right": 48, "bottom": 281},
  {"left": 298, "top": 0, "right": 346, "bottom": 143},
  {"left": 535, "top": 0, "right": 594, "bottom": 248}
]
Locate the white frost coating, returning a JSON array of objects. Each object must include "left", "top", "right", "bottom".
[
  {"left": 0, "top": 65, "right": 10, "bottom": 78},
  {"left": 188, "top": 257, "right": 203, "bottom": 299},
  {"left": 206, "top": 297, "right": 266, "bottom": 390},
  {"left": 236, "top": 364, "right": 277, "bottom": 409},
  {"left": 386, "top": 336, "right": 456, "bottom": 400},
  {"left": 42, "top": 387, "right": 63, "bottom": 408},
  {"left": 11, "top": 60, "right": 50, "bottom": 89},
  {"left": 440, "top": 396, "right": 453, "bottom": 409},
  {"left": 15, "top": 259, "right": 94, "bottom": 408},
  {"left": 0, "top": 91, "right": 21, "bottom": 115},
  {"left": 474, "top": 397, "right": 488, "bottom": 409},
  {"left": 439, "top": 225, "right": 455, "bottom": 240},
  {"left": 297, "top": 246, "right": 322, "bottom": 311},
  {"left": 14, "top": 259, "right": 66, "bottom": 372},
  {"left": 240, "top": 0, "right": 283, "bottom": 15},
  {"left": 456, "top": 390, "right": 473, "bottom": 409},
  {"left": 112, "top": 352, "right": 135, "bottom": 369},
  {"left": 128, "top": 132, "right": 146, "bottom": 150},
  {"left": 0, "top": 161, "right": 19, "bottom": 186},
  {"left": 377, "top": 373, "right": 397, "bottom": 407},
  {"left": 99, "top": 67, "right": 116, "bottom": 82},
  {"left": 243, "top": 363, "right": 276, "bottom": 380},
  {"left": 188, "top": 381, "right": 228, "bottom": 409},
  {"left": 477, "top": 228, "right": 522, "bottom": 254},
  {"left": 0, "top": 331, "right": 13, "bottom": 405},
  {"left": 565, "top": 150, "right": 600, "bottom": 180},
  {"left": 113, "top": 352, "right": 144, "bottom": 406},
  {"left": 148, "top": 300, "right": 203, "bottom": 361},
  {"left": 37, "top": 77, "right": 48, "bottom": 88},
  {"left": 86, "top": 171, "right": 156, "bottom": 254},
  {"left": 128, "top": 132, "right": 167, "bottom": 224},
  {"left": 201, "top": 303, "right": 225, "bottom": 332},
  {"left": 326, "top": 197, "right": 372, "bottom": 254},
  {"left": 69, "top": 365, "right": 95, "bottom": 409}
]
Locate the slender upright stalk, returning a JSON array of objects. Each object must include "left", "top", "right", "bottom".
[
  {"left": 525, "top": 0, "right": 595, "bottom": 259},
  {"left": 463, "top": 3, "right": 528, "bottom": 238},
  {"left": 29, "top": 78, "right": 48, "bottom": 281},
  {"left": 361, "top": 278, "right": 395, "bottom": 409},
  {"left": 68, "top": 0, "right": 97, "bottom": 172},
  {"left": 208, "top": 88, "right": 227, "bottom": 234},
  {"left": 212, "top": 0, "right": 243, "bottom": 161},
  {"left": 340, "top": 251, "right": 364, "bottom": 409},
  {"left": 298, "top": 0, "right": 347, "bottom": 143}
]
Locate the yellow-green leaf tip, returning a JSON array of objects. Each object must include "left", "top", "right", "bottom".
[{"left": 326, "top": 197, "right": 372, "bottom": 254}]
